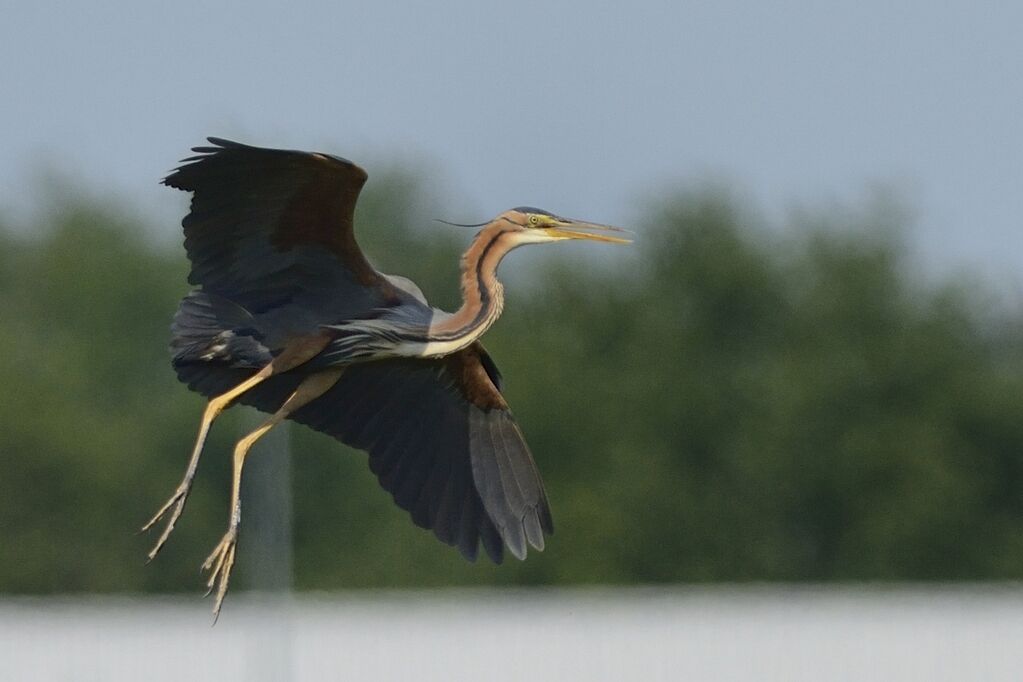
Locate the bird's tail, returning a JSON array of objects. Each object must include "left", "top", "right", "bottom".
[{"left": 170, "top": 291, "right": 273, "bottom": 369}]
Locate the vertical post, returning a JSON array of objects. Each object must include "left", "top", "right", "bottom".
[{"left": 239, "top": 408, "right": 294, "bottom": 681}]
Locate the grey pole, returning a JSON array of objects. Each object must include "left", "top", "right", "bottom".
[{"left": 239, "top": 408, "right": 294, "bottom": 681}]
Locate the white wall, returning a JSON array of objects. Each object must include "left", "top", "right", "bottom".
[{"left": 3, "top": 587, "right": 1022, "bottom": 682}]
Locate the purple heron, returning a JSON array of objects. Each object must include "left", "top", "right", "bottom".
[{"left": 143, "top": 138, "right": 629, "bottom": 617}]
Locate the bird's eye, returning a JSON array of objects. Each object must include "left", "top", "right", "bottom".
[{"left": 528, "top": 215, "right": 540, "bottom": 227}]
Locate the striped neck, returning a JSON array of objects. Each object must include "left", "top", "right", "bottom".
[{"left": 418, "top": 220, "right": 519, "bottom": 357}]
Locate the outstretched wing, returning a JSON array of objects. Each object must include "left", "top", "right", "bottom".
[
  {"left": 163, "top": 137, "right": 399, "bottom": 319},
  {"left": 289, "top": 343, "right": 554, "bottom": 563}
]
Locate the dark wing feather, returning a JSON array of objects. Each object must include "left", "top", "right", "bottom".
[
  {"left": 290, "top": 343, "right": 553, "bottom": 563},
  {"left": 163, "top": 138, "right": 399, "bottom": 323}
]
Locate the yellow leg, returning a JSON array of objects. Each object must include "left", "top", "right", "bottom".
[
  {"left": 202, "top": 369, "right": 344, "bottom": 622},
  {"left": 142, "top": 365, "right": 273, "bottom": 559}
]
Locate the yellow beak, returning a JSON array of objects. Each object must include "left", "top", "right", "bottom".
[{"left": 547, "top": 219, "right": 632, "bottom": 244}]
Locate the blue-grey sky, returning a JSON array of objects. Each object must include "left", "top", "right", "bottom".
[{"left": 2, "top": 1, "right": 1021, "bottom": 289}]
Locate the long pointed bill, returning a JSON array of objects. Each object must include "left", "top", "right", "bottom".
[{"left": 548, "top": 219, "right": 632, "bottom": 244}]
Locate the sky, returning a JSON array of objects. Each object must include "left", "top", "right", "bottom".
[{"left": 2, "top": 1, "right": 1021, "bottom": 292}]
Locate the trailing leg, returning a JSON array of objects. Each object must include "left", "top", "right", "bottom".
[
  {"left": 141, "top": 365, "right": 274, "bottom": 559},
  {"left": 202, "top": 368, "right": 344, "bottom": 621}
]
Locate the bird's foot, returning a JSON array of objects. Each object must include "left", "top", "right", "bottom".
[
  {"left": 140, "top": 484, "right": 191, "bottom": 561},
  {"left": 202, "top": 528, "right": 239, "bottom": 622}
]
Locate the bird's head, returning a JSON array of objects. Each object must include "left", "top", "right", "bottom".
[{"left": 499, "top": 207, "right": 631, "bottom": 246}]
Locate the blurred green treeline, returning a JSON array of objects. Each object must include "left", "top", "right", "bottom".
[{"left": 1, "top": 176, "right": 1022, "bottom": 594}]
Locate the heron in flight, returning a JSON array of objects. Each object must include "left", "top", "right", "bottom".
[{"left": 143, "top": 138, "right": 629, "bottom": 617}]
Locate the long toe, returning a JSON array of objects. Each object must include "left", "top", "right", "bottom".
[
  {"left": 210, "top": 544, "right": 236, "bottom": 622},
  {"left": 140, "top": 488, "right": 184, "bottom": 533},
  {"left": 142, "top": 488, "right": 191, "bottom": 561},
  {"left": 201, "top": 531, "right": 239, "bottom": 621},
  {"left": 145, "top": 499, "right": 185, "bottom": 561}
]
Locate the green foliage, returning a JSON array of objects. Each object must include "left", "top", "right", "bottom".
[{"left": 1, "top": 179, "right": 1021, "bottom": 593}]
